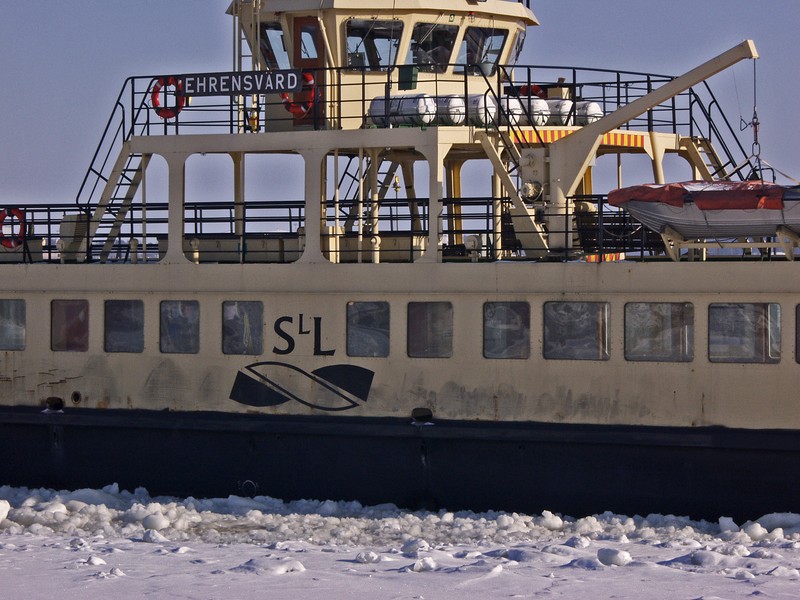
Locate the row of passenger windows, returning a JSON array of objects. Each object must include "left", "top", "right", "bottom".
[
  {"left": 0, "top": 299, "right": 783, "bottom": 364},
  {"left": 350, "top": 301, "right": 780, "bottom": 364}
]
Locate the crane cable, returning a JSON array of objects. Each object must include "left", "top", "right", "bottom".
[{"left": 738, "top": 59, "right": 762, "bottom": 178}]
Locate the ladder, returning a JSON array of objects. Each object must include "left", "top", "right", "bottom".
[
  {"left": 97, "top": 151, "right": 150, "bottom": 261},
  {"left": 680, "top": 136, "right": 729, "bottom": 180},
  {"left": 74, "top": 74, "right": 151, "bottom": 262},
  {"left": 337, "top": 155, "right": 401, "bottom": 233}
]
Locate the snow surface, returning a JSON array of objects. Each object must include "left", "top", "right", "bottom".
[{"left": 1, "top": 484, "right": 799, "bottom": 599}]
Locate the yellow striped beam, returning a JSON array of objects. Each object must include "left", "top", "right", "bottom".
[{"left": 512, "top": 129, "right": 646, "bottom": 148}]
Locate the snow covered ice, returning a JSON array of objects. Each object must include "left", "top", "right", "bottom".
[{"left": 1, "top": 484, "right": 799, "bottom": 599}]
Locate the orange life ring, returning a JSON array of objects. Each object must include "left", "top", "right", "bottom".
[
  {"left": 0, "top": 208, "right": 26, "bottom": 249},
  {"left": 151, "top": 76, "right": 185, "bottom": 119},
  {"left": 280, "top": 72, "right": 315, "bottom": 117},
  {"left": 519, "top": 84, "right": 547, "bottom": 99}
]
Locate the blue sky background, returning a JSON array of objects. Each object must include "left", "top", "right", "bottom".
[{"left": 0, "top": 0, "right": 798, "bottom": 204}]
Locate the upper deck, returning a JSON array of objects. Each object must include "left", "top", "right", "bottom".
[{"left": 0, "top": 0, "right": 768, "bottom": 265}]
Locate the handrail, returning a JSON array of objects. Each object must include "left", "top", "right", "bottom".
[
  {"left": 75, "top": 77, "right": 136, "bottom": 206},
  {"left": 15, "top": 185, "right": 800, "bottom": 264},
  {"left": 74, "top": 64, "right": 744, "bottom": 147},
  {"left": 68, "top": 61, "right": 751, "bottom": 260},
  {"left": 688, "top": 81, "right": 754, "bottom": 179},
  {"left": 74, "top": 77, "right": 157, "bottom": 208}
]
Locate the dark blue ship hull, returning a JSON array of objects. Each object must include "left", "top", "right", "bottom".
[{"left": 1, "top": 406, "right": 798, "bottom": 521}]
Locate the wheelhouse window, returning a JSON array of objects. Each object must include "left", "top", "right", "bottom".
[
  {"left": 484, "top": 302, "right": 530, "bottom": 359},
  {"left": 104, "top": 300, "right": 144, "bottom": 353},
  {"left": 455, "top": 27, "right": 508, "bottom": 75},
  {"left": 709, "top": 303, "right": 780, "bottom": 364},
  {"left": 405, "top": 23, "right": 459, "bottom": 73},
  {"left": 51, "top": 300, "right": 89, "bottom": 352},
  {"left": 509, "top": 29, "right": 526, "bottom": 65},
  {"left": 543, "top": 302, "right": 609, "bottom": 361},
  {"left": 0, "top": 299, "right": 25, "bottom": 351},
  {"left": 408, "top": 302, "right": 453, "bottom": 358},
  {"left": 259, "top": 22, "right": 291, "bottom": 70},
  {"left": 298, "top": 22, "right": 320, "bottom": 60},
  {"left": 625, "top": 302, "right": 694, "bottom": 362},
  {"left": 222, "top": 301, "right": 263, "bottom": 355},
  {"left": 160, "top": 301, "right": 200, "bottom": 354},
  {"left": 347, "top": 301, "right": 390, "bottom": 357},
  {"left": 346, "top": 19, "right": 403, "bottom": 71}
]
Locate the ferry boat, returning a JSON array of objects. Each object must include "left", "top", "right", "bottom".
[{"left": 0, "top": 0, "right": 797, "bottom": 521}]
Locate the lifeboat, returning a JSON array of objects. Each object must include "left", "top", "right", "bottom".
[{"left": 608, "top": 180, "right": 800, "bottom": 238}]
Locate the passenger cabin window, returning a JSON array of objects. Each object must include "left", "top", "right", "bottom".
[
  {"left": 406, "top": 23, "right": 459, "bottom": 73},
  {"left": 0, "top": 299, "right": 25, "bottom": 351},
  {"left": 543, "top": 302, "right": 609, "bottom": 361},
  {"left": 408, "top": 302, "right": 453, "bottom": 358},
  {"left": 625, "top": 303, "right": 694, "bottom": 362},
  {"left": 347, "top": 301, "right": 390, "bottom": 357},
  {"left": 346, "top": 19, "right": 403, "bottom": 71},
  {"left": 51, "top": 300, "right": 89, "bottom": 352},
  {"left": 160, "top": 301, "right": 200, "bottom": 354},
  {"left": 484, "top": 302, "right": 530, "bottom": 359},
  {"left": 259, "top": 23, "right": 291, "bottom": 70},
  {"left": 708, "top": 303, "right": 780, "bottom": 364},
  {"left": 222, "top": 301, "right": 263, "bottom": 355},
  {"left": 455, "top": 27, "right": 508, "bottom": 75},
  {"left": 104, "top": 300, "right": 144, "bottom": 353}
]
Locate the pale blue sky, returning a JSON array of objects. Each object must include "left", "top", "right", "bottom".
[{"left": 0, "top": 0, "right": 798, "bottom": 204}]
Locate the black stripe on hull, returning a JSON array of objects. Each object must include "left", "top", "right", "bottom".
[{"left": 1, "top": 407, "right": 798, "bottom": 521}]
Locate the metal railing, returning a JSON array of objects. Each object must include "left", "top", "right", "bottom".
[
  {"left": 13, "top": 58, "right": 754, "bottom": 266},
  {"left": 76, "top": 61, "right": 749, "bottom": 183},
  {"left": 68, "top": 62, "right": 750, "bottom": 252},
  {"left": 7, "top": 191, "right": 799, "bottom": 264}
]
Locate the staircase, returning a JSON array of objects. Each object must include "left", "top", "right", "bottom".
[
  {"left": 72, "top": 74, "right": 153, "bottom": 263},
  {"left": 77, "top": 143, "right": 148, "bottom": 263},
  {"left": 337, "top": 155, "right": 402, "bottom": 233},
  {"left": 96, "top": 150, "right": 149, "bottom": 261},
  {"left": 680, "top": 136, "right": 729, "bottom": 180}
]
